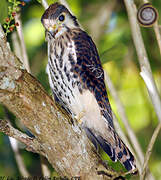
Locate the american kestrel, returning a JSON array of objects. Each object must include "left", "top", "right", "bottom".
[{"left": 41, "top": 2, "right": 136, "bottom": 171}]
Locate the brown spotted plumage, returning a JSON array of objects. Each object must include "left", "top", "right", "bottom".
[{"left": 41, "top": 2, "right": 136, "bottom": 171}]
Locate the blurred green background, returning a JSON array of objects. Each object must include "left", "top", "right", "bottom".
[{"left": 0, "top": 0, "right": 161, "bottom": 179}]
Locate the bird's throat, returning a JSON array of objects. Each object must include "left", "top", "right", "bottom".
[{"left": 52, "top": 27, "right": 67, "bottom": 39}]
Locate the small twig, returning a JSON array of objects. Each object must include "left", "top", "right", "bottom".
[
  {"left": 0, "top": 119, "right": 45, "bottom": 156},
  {"left": 140, "top": 123, "right": 161, "bottom": 180},
  {"left": 15, "top": 13, "right": 30, "bottom": 73},
  {"left": 9, "top": 137, "right": 30, "bottom": 177},
  {"left": 41, "top": 0, "right": 49, "bottom": 10},
  {"left": 140, "top": 67, "right": 161, "bottom": 123},
  {"left": 153, "top": 22, "right": 161, "bottom": 56},
  {"left": 11, "top": 32, "right": 22, "bottom": 60},
  {"left": 40, "top": 156, "right": 51, "bottom": 177}
]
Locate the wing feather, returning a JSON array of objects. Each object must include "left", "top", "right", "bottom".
[{"left": 71, "top": 29, "right": 114, "bottom": 128}]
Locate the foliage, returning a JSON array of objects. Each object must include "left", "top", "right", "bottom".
[{"left": 2, "top": 0, "right": 26, "bottom": 35}]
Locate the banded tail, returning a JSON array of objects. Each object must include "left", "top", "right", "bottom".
[{"left": 84, "top": 126, "right": 136, "bottom": 171}]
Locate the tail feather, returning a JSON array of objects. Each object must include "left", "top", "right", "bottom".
[
  {"left": 84, "top": 127, "right": 136, "bottom": 171},
  {"left": 96, "top": 135, "right": 116, "bottom": 162}
]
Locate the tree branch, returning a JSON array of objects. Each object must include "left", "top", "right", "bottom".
[
  {"left": 41, "top": 0, "right": 48, "bottom": 10},
  {"left": 153, "top": 22, "right": 161, "bottom": 56},
  {"left": 8, "top": 137, "right": 30, "bottom": 177},
  {"left": 4, "top": 106, "right": 30, "bottom": 177},
  {"left": 140, "top": 123, "right": 161, "bottom": 180},
  {"left": 15, "top": 13, "right": 30, "bottom": 73},
  {"left": 0, "top": 119, "right": 44, "bottom": 155}
]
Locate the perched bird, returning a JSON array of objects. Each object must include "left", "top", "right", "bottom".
[{"left": 41, "top": 2, "right": 136, "bottom": 171}]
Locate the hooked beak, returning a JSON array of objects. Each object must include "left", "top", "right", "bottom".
[{"left": 48, "top": 24, "right": 57, "bottom": 37}]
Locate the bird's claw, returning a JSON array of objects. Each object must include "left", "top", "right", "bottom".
[{"left": 75, "top": 110, "right": 85, "bottom": 124}]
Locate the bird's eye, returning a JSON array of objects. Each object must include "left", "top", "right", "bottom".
[{"left": 59, "top": 15, "right": 65, "bottom": 22}]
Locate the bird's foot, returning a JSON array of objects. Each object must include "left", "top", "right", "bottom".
[{"left": 75, "top": 110, "right": 86, "bottom": 124}]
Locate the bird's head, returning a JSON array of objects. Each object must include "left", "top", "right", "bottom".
[{"left": 41, "top": 3, "right": 79, "bottom": 38}]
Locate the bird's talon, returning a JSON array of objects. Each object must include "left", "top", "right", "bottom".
[
  {"left": 77, "top": 118, "right": 82, "bottom": 124},
  {"left": 75, "top": 110, "right": 85, "bottom": 124}
]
